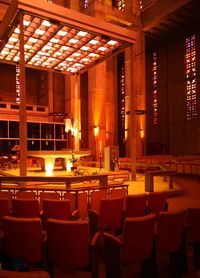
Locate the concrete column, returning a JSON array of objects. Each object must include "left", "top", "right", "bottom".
[
  {"left": 105, "top": 58, "right": 116, "bottom": 147},
  {"left": 19, "top": 12, "right": 27, "bottom": 177},
  {"left": 125, "top": 46, "right": 136, "bottom": 180},
  {"left": 70, "top": 75, "right": 80, "bottom": 151},
  {"left": 88, "top": 62, "right": 106, "bottom": 161},
  {"left": 48, "top": 72, "right": 54, "bottom": 122},
  {"left": 134, "top": 30, "right": 146, "bottom": 158}
]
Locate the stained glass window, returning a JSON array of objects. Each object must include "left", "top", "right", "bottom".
[
  {"left": 16, "top": 64, "right": 20, "bottom": 104},
  {"left": 185, "top": 35, "right": 197, "bottom": 120},
  {"left": 152, "top": 52, "right": 158, "bottom": 125},
  {"left": 80, "top": 0, "right": 89, "bottom": 9},
  {"left": 112, "top": 0, "right": 126, "bottom": 11}
]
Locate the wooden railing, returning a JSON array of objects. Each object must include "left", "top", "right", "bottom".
[
  {"left": 145, "top": 170, "right": 176, "bottom": 192},
  {"left": 0, "top": 173, "right": 109, "bottom": 189},
  {"left": 0, "top": 176, "right": 129, "bottom": 211}
]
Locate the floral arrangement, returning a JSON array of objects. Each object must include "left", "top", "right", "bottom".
[{"left": 69, "top": 151, "right": 78, "bottom": 164}]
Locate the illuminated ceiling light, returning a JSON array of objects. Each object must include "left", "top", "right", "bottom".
[
  {"left": 57, "top": 30, "right": 67, "bottom": 36},
  {"left": 66, "top": 57, "right": 74, "bottom": 61},
  {"left": 42, "top": 45, "right": 51, "bottom": 51},
  {"left": 72, "top": 52, "right": 80, "bottom": 56},
  {"left": 13, "top": 56, "right": 19, "bottom": 62},
  {"left": 67, "top": 67, "right": 78, "bottom": 73},
  {"left": 14, "top": 28, "right": 20, "bottom": 34},
  {"left": 50, "top": 38, "right": 59, "bottom": 43},
  {"left": 1, "top": 50, "right": 9, "bottom": 55},
  {"left": 89, "top": 39, "right": 98, "bottom": 44},
  {"left": 74, "top": 63, "right": 82, "bottom": 67},
  {"left": 69, "top": 38, "right": 78, "bottom": 44},
  {"left": 81, "top": 46, "right": 89, "bottom": 51},
  {"left": 48, "top": 57, "right": 56, "bottom": 61},
  {"left": 98, "top": 46, "right": 107, "bottom": 51},
  {"left": 23, "top": 20, "right": 31, "bottom": 26},
  {"left": 5, "top": 44, "right": 13, "bottom": 48},
  {"left": 38, "top": 50, "right": 49, "bottom": 56},
  {"left": 77, "top": 31, "right": 88, "bottom": 37},
  {"left": 60, "top": 45, "right": 70, "bottom": 51},
  {"left": 24, "top": 44, "right": 32, "bottom": 49},
  {"left": 107, "top": 40, "right": 117, "bottom": 45},
  {"left": 89, "top": 53, "right": 98, "bottom": 57},
  {"left": 42, "top": 20, "right": 51, "bottom": 27},
  {"left": 29, "top": 37, "right": 38, "bottom": 43},
  {"left": 35, "top": 28, "right": 46, "bottom": 35},
  {"left": 9, "top": 37, "right": 18, "bottom": 42},
  {"left": 54, "top": 51, "right": 62, "bottom": 56},
  {"left": 81, "top": 58, "right": 89, "bottom": 62}
]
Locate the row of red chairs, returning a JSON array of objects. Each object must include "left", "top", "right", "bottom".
[
  {"left": 0, "top": 190, "right": 168, "bottom": 231},
  {"left": 0, "top": 189, "right": 167, "bottom": 217},
  {"left": 102, "top": 207, "right": 200, "bottom": 277},
  {"left": 0, "top": 207, "right": 200, "bottom": 277},
  {"left": 0, "top": 216, "right": 98, "bottom": 277}
]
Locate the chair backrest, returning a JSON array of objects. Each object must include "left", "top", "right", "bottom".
[
  {"left": 12, "top": 199, "right": 40, "bottom": 218},
  {"left": 77, "top": 192, "right": 88, "bottom": 219},
  {"left": 0, "top": 191, "right": 12, "bottom": 208},
  {"left": 0, "top": 270, "right": 51, "bottom": 278},
  {"left": 47, "top": 219, "right": 90, "bottom": 270},
  {"left": 156, "top": 210, "right": 186, "bottom": 254},
  {"left": 90, "top": 189, "right": 108, "bottom": 212},
  {"left": 147, "top": 192, "right": 168, "bottom": 215},
  {"left": 122, "top": 214, "right": 156, "bottom": 264},
  {"left": 99, "top": 197, "right": 124, "bottom": 233},
  {"left": 3, "top": 216, "right": 42, "bottom": 263},
  {"left": 16, "top": 191, "right": 36, "bottom": 199},
  {"left": 39, "top": 192, "right": 60, "bottom": 210},
  {"left": 42, "top": 199, "right": 71, "bottom": 229},
  {"left": 186, "top": 207, "right": 200, "bottom": 244},
  {"left": 111, "top": 188, "right": 127, "bottom": 199},
  {"left": 0, "top": 198, "right": 11, "bottom": 225},
  {"left": 125, "top": 194, "right": 147, "bottom": 217},
  {"left": 63, "top": 192, "right": 76, "bottom": 211}
]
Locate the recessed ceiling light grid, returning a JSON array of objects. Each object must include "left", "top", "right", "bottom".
[{"left": 0, "top": 13, "right": 121, "bottom": 73}]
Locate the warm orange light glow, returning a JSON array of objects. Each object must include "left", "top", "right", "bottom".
[
  {"left": 140, "top": 129, "right": 144, "bottom": 138},
  {"left": 45, "top": 158, "right": 55, "bottom": 173},
  {"left": 94, "top": 126, "right": 99, "bottom": 138},
  {"left": 0, "top": 13, "right": 122, "bottom": 74}
]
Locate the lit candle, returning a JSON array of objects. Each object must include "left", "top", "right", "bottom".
[{"left": 99, "top": 140, "right": 102, "bottom": 152}]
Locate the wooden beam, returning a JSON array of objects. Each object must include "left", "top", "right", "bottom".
[{"left": 142, "top": 0, "right": 193, "bottom": 31}]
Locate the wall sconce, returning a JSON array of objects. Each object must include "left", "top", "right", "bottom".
[
  {"left": 94, "top": 126, "right": 99, "bottom": 138},
  {"left": 125, "top": 129, "right": 128, "bottom": 140},
  {"left": 65, "top": 118, "right": 78, "bottom": 136},
  {"left": 140, "top": 129, "right": 144, "bottom": 139}
]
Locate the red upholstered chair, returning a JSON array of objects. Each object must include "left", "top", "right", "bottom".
[
  {"left": 90, "top": 189, "right": 108, "bottom": 212},
  {"left": 185, "top": 207, "right": 200, "bottom": 270},
  {"left": 102, "top": 214, "right": 156, "bottom": 278},
  {"left": 124, "top": 194, "right": 147, "bottom": 218},
  {"left": 41, "top": 199, "right": 79, "bottom": 229},
  {"left": 16, "top": 191, "right": 36, "bottom": 199},
  {"left": 110, "top": 188, "right": 127, "bottom": 199},
  {"left": 155, "top": 210, "right": 187, "bottom": 276},
  {"left": 146, "top": 192, "right": 168, "bottom": 215},
  {"left": 0, "top": 198, "right": 12, "bottom": 229},
  {"left": 46, "top": 219, "right": 99, "bottom": 277},
  {"left": 39, "top": 192, "right": 60, "bottom": 210},
  {"left": 77, "top": 192, "right": 88, "bottom": 219},
  {"left": 0, "top": 191, "right": 12, "bottom": 209},
  {"left": 88, "top": 197, "right": 124, "bottom": 237},
  {"left": 63, "top": 192, "right": 76, "bottom": 211},
  {"left": 2, "top": 216, "right": 45, "bottom": 266},
  {"left": 12, "top": 199, "right": 40, "bottom": 218},
  {"left": 0, "top": 270, "right": 51, "bottom": 278}
]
